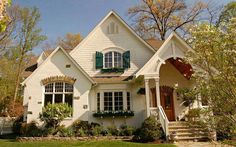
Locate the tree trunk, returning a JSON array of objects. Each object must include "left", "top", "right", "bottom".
[{"left": 12, "top": 56, "right": 24, "bottom": 109}]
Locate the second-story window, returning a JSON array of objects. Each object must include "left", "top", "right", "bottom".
[{"left": 104, "top": 51, "right": 122, "bottom": 68}]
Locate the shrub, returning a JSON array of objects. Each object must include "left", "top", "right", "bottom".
[
  {"left": 119, "top": 124, "right": 135, "bottom": 136},
  {"left": 12, "top": 115, "right": 24, "bottom": 135},
  {"left": 133, "top": 116, "right": 164, "bottom": 142},
  {"left": 39, "top": 103, "right": 72, "bottom": 128},
  {"left": 57, "top": 126, "right": 74, "bottom": 137},
  {"left": 107, "top": 125, "right": 119, "bottom": 136},
  {"left": 72, "top": 120, "right": 91, "bottom": 136},
  {"left": 91, "top": 125, "right": 103, "bottom": 136},
  {"left": 20, "top": 121, "right": 42, "bottom": 137}
]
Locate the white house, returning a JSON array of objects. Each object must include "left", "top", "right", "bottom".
[{"left": 22, "top": 11, "right": 209, "bottom": 140}]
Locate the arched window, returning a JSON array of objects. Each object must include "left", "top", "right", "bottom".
[
  {"left": 44, "top": 82, "right": 73, "bottom": 107},
  {"left": 104, "top": 51, "right": 122, "bottom": 68}
]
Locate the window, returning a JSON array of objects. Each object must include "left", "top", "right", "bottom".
[
  {"left": 44, "top": 82, "right": 73, "bottom": 107},
  {"left": 97, "top": 93, "right": 100, "bottom": 111},
  {"left": 97, "top": 91, "right": 131, "bottom": 112},
  {"left": 114, "top": 92, "right": 123, "bottom": 111},
  {"left": 104, "top": 92, "right": 113, "bottom": 111},
  {"left": 127, "top": 92, "right": 131, "bottom": 110},
  {"left": 104, "top": 51, "right": 122, "bottom": 68},
  {"left": 105, "top": 52, "right": 113, "bottom": 68}
]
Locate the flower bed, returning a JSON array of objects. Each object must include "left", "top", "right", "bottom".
[{"left": 93, "top": 111, "right": 134, "bottom": 118}]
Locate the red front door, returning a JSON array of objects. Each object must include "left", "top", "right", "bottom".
[{"left": 160, "top": 86, "right": 175, "bottom": 121}]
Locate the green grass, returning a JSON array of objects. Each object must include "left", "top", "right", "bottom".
[{"left": 0, "top": 139, "right": 175, "bottom": 147}]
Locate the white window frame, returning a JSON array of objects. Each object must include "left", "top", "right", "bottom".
[
  {"left": 104, "top": 51, "right": 123, "bottom": 69},
  {"left": 44, "top": 82, "right": 73, "bottom": 107},
  {"left": 96, "top": 90, "right": 131, "bottom": 112}
]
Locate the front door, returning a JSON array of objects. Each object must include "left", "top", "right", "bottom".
[{"left": 160, "top": 86, "right": 175, "bottom": 121}]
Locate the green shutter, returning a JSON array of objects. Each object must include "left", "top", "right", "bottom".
[
  {"left": 95, "top": 51, "right": 103, "bottom": 69},
  {"left": 123, "top": 50, "right": 130, "bottom": 69}
]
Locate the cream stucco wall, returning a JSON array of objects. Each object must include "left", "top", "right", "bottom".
[
  {"left": 23, "top": 49, "right": 92, "bottom": 125},
  {"left": 88, "top": 83, "right": 146, "bottom": 128}
]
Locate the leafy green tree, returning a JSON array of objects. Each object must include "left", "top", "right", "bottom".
[
  {"left": 217, "top": 2, "right": 236, "bottom": 26},
  {"left": 0, "top": 0, "right": 11, "bottom": 32},
  {"left": 186, "top": 17, "right": 236, "bottom": 139},
  {"left": 12, "top": 7, "right": 46, "bottom": 105},
  {"left": 39, "top": 103, "right": 72, "bottom": 129}
]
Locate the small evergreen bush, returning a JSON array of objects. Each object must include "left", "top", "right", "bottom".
[
  {"left": 133, "top": 116, "right": 164, "bottom": 142},
  {"left": 119, "top": 124, "right": 135, "bottom": 136},
  {"left": 107, "top": 125, "right": 119, "bottom": 136}
]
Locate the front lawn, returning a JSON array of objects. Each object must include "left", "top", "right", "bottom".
[{"left": 0, "top": 139, "right": 175, "bottom": 147}]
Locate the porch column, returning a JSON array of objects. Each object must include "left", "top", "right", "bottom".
[
  {"left": 145, "top": 78, "right": 150, "bottom": 117},
  {"left": 155, "top": 77, "right": 161, "bottom": 107}
]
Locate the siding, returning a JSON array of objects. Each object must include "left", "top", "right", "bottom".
[{"left": 70, "top": 14, "right": 154, "bottom": 77}]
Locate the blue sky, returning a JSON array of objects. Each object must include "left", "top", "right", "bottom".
[{"left": 13, "top": 0, "right": 233, "bottom": 54}]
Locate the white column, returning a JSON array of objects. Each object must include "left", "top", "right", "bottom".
[
  {"left": 145, "top": 78, "right": 150, "bottom": 117},
  {"left": 155, "top": 77, "right": 161, "bottom": 107}
]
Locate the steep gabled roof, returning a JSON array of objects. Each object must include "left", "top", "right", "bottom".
[
  {"left": 136, "top": 32, "right": 194, "bottom": 77},
  {"left": 22, "top": 46, "right": 95, "bottom": 85},
  {"left": 70, "top": 10, "right": 157, "bottom": 55},
  {"left": 145, "top": 39, "right": 164, "bottom": 51}
]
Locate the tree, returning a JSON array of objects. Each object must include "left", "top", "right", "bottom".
[
  {"left": 39, "top": 103, "right": 72, "bottom": 128},
  {"left": 12, "top": 7, "right": 46, "bottom": 106},
  {"left": 128, "top": 0, "right": 206, "bottom": 40},
  {"left": 0, "top": 0, "right": 11, "bottom": 32},
  {"left": 186, "top": 18, "right": 236, "bottom": 139},
  {"left": 217, "top": 2, "right": 236, "bottom": 26},
  {"left": 57, "top": 33, "right": 82, "bottom": 50}
]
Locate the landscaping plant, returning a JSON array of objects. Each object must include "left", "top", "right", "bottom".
[{"left": 39, "top": 103, "right": 72, "bottom": 129}]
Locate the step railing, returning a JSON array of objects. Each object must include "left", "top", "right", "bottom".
[{"left": 158, "top": 106, "right": 169, "bottom": 137}]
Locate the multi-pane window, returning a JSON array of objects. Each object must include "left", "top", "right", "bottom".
[
  {"left": 104, "top": 51, "right": 122, "bottom": 68},
  {"left": 97, "top": 91, "right": 131, "bottom": 112},
  {"left": 127, "top": 92, "right": 131, "bottom": 110},
  {"left": 104, "top": 92, "right": 113, "bottom": 111},
  {"left": 104, "top": 52, "right": 113, "bottom": 68},
  {"left": 114, "top": 52, "right": 122, "bottom": 68},
  {"left": 97, "top": 93, "right": 100, "bottom": 111},
  {"left": 114, "top": 92, "right": 123, "bottom": 111},
  {"left": 44, "top": 82, "right": 73, "bottom": 108}
]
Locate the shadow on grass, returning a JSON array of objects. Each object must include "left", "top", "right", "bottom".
[{"left": 0, "top": 133, "right": 19, "bottom": 142}]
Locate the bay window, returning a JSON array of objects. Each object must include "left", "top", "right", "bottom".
[{"left": 44, "top": 82, "right": 73, "bottom": 107}]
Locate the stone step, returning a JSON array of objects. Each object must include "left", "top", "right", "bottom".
[
  {"left": 168, "top": 122, "right": 210, "bottom": 141},
  {"left": 176, "top": 136, "right": 209, "bottom": 141},
  {"left": 174, "top": 132, "right": 208, "bottom": 137},
  {"left": 169, "top": 128, "right": 206, "bottom": 132}
]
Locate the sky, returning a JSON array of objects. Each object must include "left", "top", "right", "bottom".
[{"left": 13, "top": 0, "right": 234, "bottom": 54}]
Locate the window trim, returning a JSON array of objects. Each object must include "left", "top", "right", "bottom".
[
  {"left": 43, "top": 82, "right": 74, "bottom": 107},
  {"left": 104, "top": 51, "right": 123, "bottom": 69},
  {"left": 96, "top": 90, "right": 131, "bottom": 112}
]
